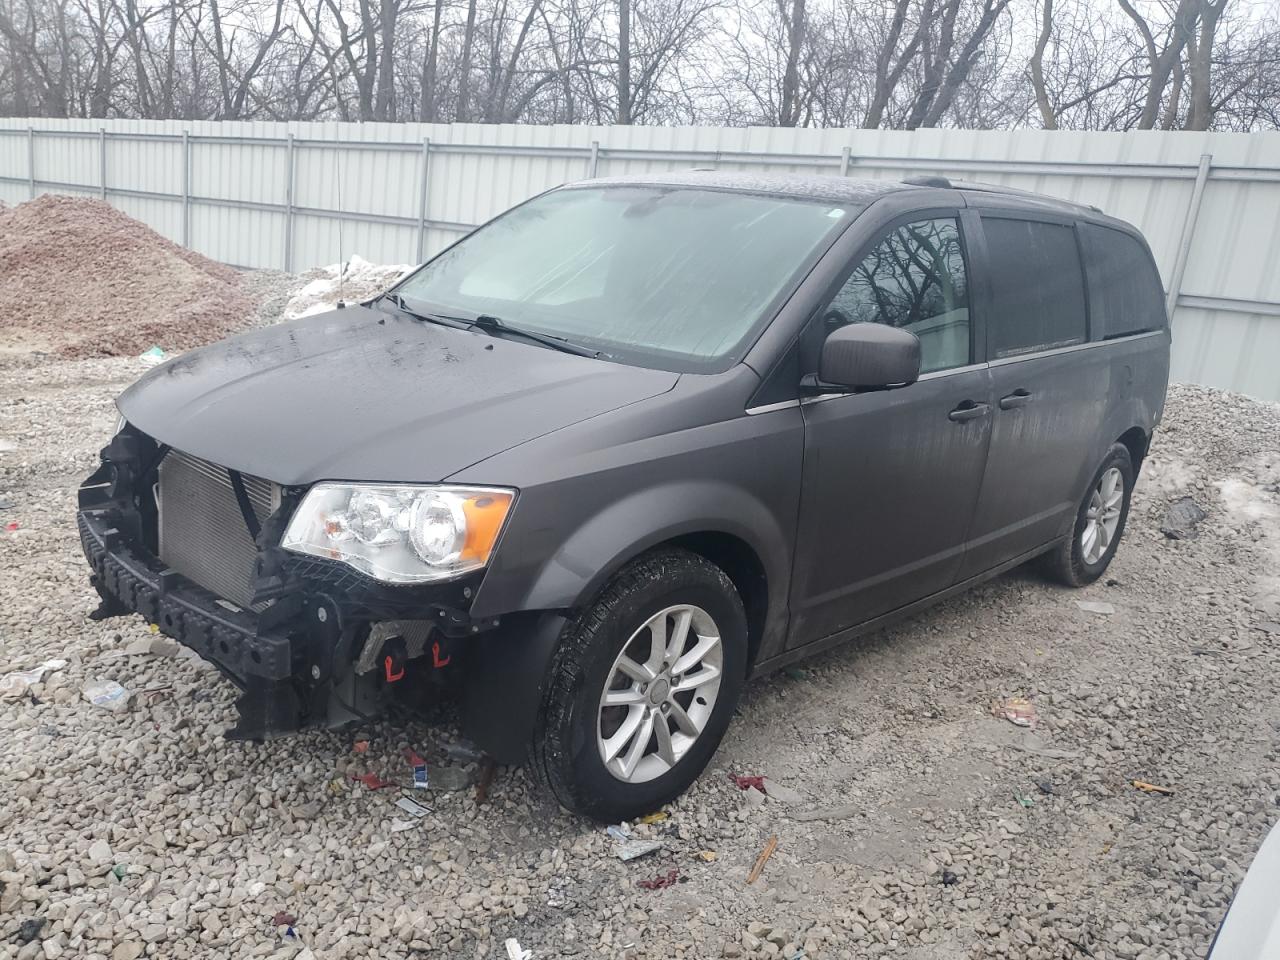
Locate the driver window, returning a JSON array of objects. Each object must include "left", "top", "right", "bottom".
[{"left": 820, "top": 217, "right": 970, "bottom": 374}]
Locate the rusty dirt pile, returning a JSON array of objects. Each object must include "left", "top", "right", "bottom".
[{"left": 0, "top": 195, "right": 254, "bottom": 358}]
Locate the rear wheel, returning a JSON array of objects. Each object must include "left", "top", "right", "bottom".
[
  {"left": 531, "top": 549, "right": 747, "bottom": 822},
  {"left": 1040, "top": 443, "right": 1134, "bottom": 587}
]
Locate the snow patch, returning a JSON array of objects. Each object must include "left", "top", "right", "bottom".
[
  {"left": 282, "top": 255, "right": 412, "bottom": 320},
  {"left": 1215, "top": 470, "right": 1280, "bottom": 614}
]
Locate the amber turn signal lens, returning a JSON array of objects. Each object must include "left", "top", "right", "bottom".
[{"left": 460, "top": 491, "right": 514, "bottom": 562}]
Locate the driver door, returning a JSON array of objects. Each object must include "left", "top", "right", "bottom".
[{"left": 788, "top": 212, "right": 994, "bottom": 647}]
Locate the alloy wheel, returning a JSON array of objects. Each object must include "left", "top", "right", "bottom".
[
  {"left": 1081, "top": 466, "right": 1124, "bottom": 564},
  {"left": 597, "top": 604, "right": 724, "bottom": 784}
]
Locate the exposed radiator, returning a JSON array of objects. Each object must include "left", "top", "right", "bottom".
[{"left": 158, "top": 451, "right": 278, "bottom": 610}]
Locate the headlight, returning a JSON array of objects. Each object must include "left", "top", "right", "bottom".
[{"left": 281, "top": 483, "right": 515, "bottom": 584}]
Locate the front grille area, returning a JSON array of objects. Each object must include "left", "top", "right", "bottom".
[{"left": 158, "top": 451, "right": 277, "bottom": 609}]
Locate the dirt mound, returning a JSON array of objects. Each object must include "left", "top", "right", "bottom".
[{"left": 0, "top": 195, "right": 254, "bottom": 357}]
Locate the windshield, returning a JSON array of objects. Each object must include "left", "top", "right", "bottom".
[{"left": 394, "top": 186, "right": 853, "bottom": 372}]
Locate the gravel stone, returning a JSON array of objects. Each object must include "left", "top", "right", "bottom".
[{"left": 2, "top": 346, "right": 1277, "bottom": 960}]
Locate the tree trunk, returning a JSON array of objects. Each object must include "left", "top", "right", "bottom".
[
  {"left": 1030, "top": 0, "right": 1057, "bottom": 128},
  {"left": 1187, "top": 0, "right": 1225, "bottom": 129},
  {"left": 1118, "top": 0, "right": 1198, "bottom": 129},
  {"left": 421, "top": 0, "right": 443, "bottom": 120},
  {"left": 863, "top": 0, "right": 924, "bottom": 128},
  {"left": 456, "top": 0, "right": 478, "bottom": 121},
  {"left": 778, "top": 0, "right": 805, "bottom": 126},
  {"left": 617, "top": 0, "right": 631, "bottom": 123},
  {"left": 376, "top": 0, "right": 396, "bottom": 119}
]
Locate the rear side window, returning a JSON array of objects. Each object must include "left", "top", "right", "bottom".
[
  {"left": 1080, "top": 223, "right": 1166, "bottom": 338},
  {"left": 983, "top": 218, "right": 1087, "bottom": 358}
]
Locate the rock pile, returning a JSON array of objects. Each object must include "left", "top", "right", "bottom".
[{"left": 0, "top": 195, "right": 253, "bottom": 358}]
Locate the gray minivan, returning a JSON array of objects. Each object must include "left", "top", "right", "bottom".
[{"left": 78, "top": 172, "right": 1169, "bottom": 821}]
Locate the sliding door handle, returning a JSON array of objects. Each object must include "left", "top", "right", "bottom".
[
  {"left": 948, "top": 401, "right": 991, "bottom": 423},
  {"left": 999, "top": 389, "right": 1033, "bottom": 410}
]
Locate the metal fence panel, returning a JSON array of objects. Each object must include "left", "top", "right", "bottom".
[{"left": 1, "top": 118, "right": 1278, "bottom": 400}]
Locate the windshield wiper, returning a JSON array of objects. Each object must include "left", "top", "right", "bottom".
[
  {"left": 469, "top": 314, "right": 601, "bottom": 359},
  {"left": 379, "top": 293, "right": 469, "bottom": 329}
]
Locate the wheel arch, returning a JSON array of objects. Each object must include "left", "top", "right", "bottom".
[
  {"left": 655, "top": 531, "right": 770, "bottom": 669},
  {"left": 469, "top": 479, "right": 792, "bottom": 662},
  {"left": 1116, "top": 425, "right": 1150, "bottom": 472}
]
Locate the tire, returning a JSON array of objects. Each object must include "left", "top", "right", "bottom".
[
  {"left": 1040, "top": 442, "right": 1135, "bottom": 587},
  {"left": 530, "top": 549, "right": 748, "bottom": 822}
]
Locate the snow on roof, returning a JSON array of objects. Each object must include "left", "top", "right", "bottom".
[{"left": 563, "top": 170, "right": 914, "bottom": 204}]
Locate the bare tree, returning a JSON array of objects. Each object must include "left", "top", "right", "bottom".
[{"left": 0, "top": 0, "right": 1276, "bottom": 130}]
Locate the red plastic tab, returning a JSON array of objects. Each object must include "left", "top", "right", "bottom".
[{"left": 384, "top": 655, "right": 405, "bottom": 683}]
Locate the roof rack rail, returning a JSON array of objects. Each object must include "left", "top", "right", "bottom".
[{"left": 902, "top": 175, "right": 953, "bottom": 189}]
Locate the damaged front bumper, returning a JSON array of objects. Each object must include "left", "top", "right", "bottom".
[{"left": 77, "top": 432, "right": 495, "bottom": 740}]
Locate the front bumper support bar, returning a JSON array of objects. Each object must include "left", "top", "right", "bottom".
[{"left": 78, "top": 509, "right": 294, "bottom": 685}]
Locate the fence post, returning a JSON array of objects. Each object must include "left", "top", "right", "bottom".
[
  {"left": 27, "top": 126, "right": 35, "bottom": 198},
  {"left": 416, "top": 137, "right": 431, "bottom": 262},
  {"left": 1165, "top": 153, "right": 1212, "bottom": 324},
  {"left": 840, "top": 146, "right": 851, "bottom": 177},
  {"left": 588, "top": 139, "right": 600, "bottom": 178},
  {"left": 99, "top": 128, "right": 107, "bottom": 200},
  {"left": 181, "top": 130, "right": 191, "bottom": 248},
  {"left": 284, "top": 132, "right": 296, "bottom": 272}
]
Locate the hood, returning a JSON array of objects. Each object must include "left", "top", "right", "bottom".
[{"left": 117, "top": 305, "right": 678, "bottom": 485}]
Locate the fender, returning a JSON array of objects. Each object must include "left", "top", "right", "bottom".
[
  {"left": 470, "top": 479, "right": 793, "bottom": 648},
  {"left": 462, "top": 481, "right": 792, "bottom": 762}
]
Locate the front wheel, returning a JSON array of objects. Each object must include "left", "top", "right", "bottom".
[
  {"left": 531, "top": 549, "right": 748, "bottom": 822},
  {"left": 1040, "top": 443, "right": 1135, "bottom": 587}
]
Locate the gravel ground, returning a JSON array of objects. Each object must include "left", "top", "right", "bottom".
[{"left": 1, "top": 345, "right": 1278, "bottom": 960}]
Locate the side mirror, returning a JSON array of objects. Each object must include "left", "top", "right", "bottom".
[{"left": 813, "top": 322, "right": 921, "bottom": 392}]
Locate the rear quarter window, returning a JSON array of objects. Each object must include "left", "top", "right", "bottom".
[
  {"left": 1080, "top": 223, "right": 1167, "bottom": 339},
  {"left": 983, "top": 217, "right": 1087, "bottom": 359}
]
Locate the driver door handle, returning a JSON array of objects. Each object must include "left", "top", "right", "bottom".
[
  {"left": 948, "top": 400, "right": 991, "bottom": 423},
  {"left": 999, "top": 389, "right": 1033, "bottom": 410}
]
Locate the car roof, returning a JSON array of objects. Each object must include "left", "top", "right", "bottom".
[
  {"left": 568, "top": 169, "right": 1102, "bottom": 210},
  {"left": 563, "top": 170, "right": 915, "bottom": 205},
  {"left": 561, "top": 169, "right": 1126, "bottom": 231}
]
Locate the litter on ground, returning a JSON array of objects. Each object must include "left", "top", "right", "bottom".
[
  {"left": 638, "top": 868, "right": 681, "bottom": 890},
  {"left": 81, "top": 679, "right": 131, "bottom": 711},
  {"left": 394, "top": 797, "right": 430, "bottom": 818},
  {"left": 617, "top": 839, "right": 664, "bottom": 861},
  {"left": 0, "top": 659, "right": 68, "bottom": 699},
  {"left": 350, "top": 772, "right": 395, "bottom": 790},
  {"left": 1132, "top": 780, "right": 1175, "bottom": 795},
  {"left": 1076, "top": 600, "right": 1117, "bottom": 615},
  {"left": 607, "top": 823, "right": 664, "bottom": 861},
  {"left": 747, "top": 836, "right": 779, "bottom": 884},
  {"left": 1001, "top": 697, "right": 1038, "bottom": 728}
]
